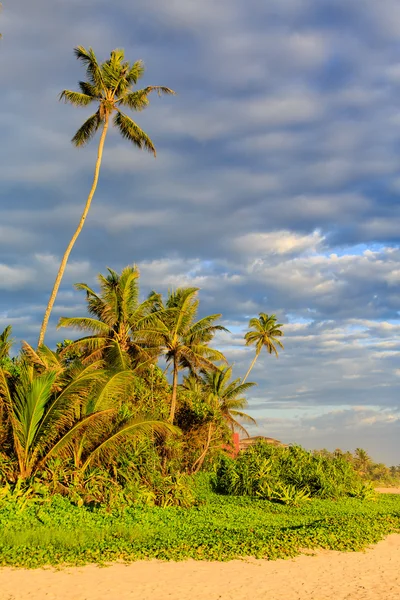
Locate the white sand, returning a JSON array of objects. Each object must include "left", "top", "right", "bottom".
[{"left": 0, "top": 534, "right": 399, "bottom": 600}]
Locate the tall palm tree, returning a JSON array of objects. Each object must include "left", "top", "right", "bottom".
[
  {"left": 188, "top": 367, "right": 256, "bottom": 473},
  {"left": 38, "top": 47, "right": 175, "bottom": 347},
  {"left": 242, "top": 313, "right": 284, "bottom": 383},
  {"left": 58, "top": 265, "right": 164, "bottom": 370},
  {"left": 152, "top": 287, "right": 228, "bottom": 423}
]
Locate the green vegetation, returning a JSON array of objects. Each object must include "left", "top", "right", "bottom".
[
  {"left": 1, "top": 42, "right": 398, "bottom": 569},
  {"left": 0, "top": 266, "right": 266, "bottom": 502},
  {"left": 318, "top": 447, "right": 400, "bottom": 488},
  {"left": 1, "top": 262, "right": 399, "bottom": 568},
  {"left": 216, "top": 442, "right": 376, "bottom": 504},
  {"left": 0, "top": 485, "right": 398, "bottom": 567}
]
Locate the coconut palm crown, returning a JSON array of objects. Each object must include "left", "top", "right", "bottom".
[
  {"left": 57, "top": 265, "right": 164, "bottom": 370},
  {"left": 38, "top": 46, "right": 175, "bottom": 348}
]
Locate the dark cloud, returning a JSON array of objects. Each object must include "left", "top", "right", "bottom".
[{"left": 1, "top": 0, "right": 400, "bottom": 462}]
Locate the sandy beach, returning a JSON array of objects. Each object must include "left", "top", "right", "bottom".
[
  {"left": 0, "top": 533, "right": 398, "bottom": 600},
  {"left": 0, "top": 489, "right": 399, "bottom": 600}
]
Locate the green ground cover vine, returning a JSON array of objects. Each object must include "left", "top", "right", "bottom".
[{"left": 0, "top": 488, "right": 398, "bottom": 568}]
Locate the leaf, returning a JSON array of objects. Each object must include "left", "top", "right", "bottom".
[
  {"left": 71, "top": 111, "right": 102, "bottom": 147},
  {"left": 59, "top": 90, "right": 94, "bottom": 107},
  {"left": 113, "top": 111, "right": 156, "bottom": 155}
]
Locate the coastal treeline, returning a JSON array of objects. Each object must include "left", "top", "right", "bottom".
[
  {"left": 0, "top": 266, "right": 396, "bottom": 509},
  {"left": 0, "top": 264, "right": 287, "bottom": 506}
]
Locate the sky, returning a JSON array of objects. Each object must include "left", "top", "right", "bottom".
[{"left": 1, "top": 0, "right": 400, "bottom": 464}]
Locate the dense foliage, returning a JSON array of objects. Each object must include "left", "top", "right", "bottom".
[
  {"left": 0, "top": 486, "right": 398, "bottom": 567},
  {"left": 216, "top": 442, "right": 375, "bottom": 504},
  {"left": 0, "top": 266, "right": 263, "bottom": 505},
  {"left": 0, "top": 265, "right": 397, "bottom": 567}
]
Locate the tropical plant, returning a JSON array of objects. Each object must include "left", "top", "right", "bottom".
[
  {"left": 202, "top": 367, "right": 256, "bottom": 435},
  {"left": 58, "top": 265, "right": 164, "bottom": 370},
  {"left": 0, "top": 325, "right": 12, "bottom": 364},
  {"left": 0, "top": 347, "right": 175, "bottom": 480},
  {"left": 38, "top": 47, "right": 175, "bottom": 346},
  {"left": 216, "top": 442, "right": 365, "bottom": 501},
  {"left": 242, "top": 313, "right": 284, "bottom": 383},
  {"left": 151, "top": 287, "right": 228, "bottom": 423},
  {"left": 184, "top": 367, "right": 256, "bottom": 473},
  {"left": 354, "top": 448, "right": 372, "bottom": 475}
]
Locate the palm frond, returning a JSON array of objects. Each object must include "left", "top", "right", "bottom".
[
  {"left": 40, "top": 408, "right": 115, "bottom": 467},
  {"left": 21, "top": 342, "right": 46, "bottom": 370},
  {"left": 105, "top": 339, "right": 132, "bottom": 371},
  {"left": 228, "top": 409, "right": 257, "bottom": 425},
  {"left": 80, "top": 418, "right": 179, "bottom": 472},
  {"left": 91, "top": 369, "right": 136, "bottom": 413},
  {"left": 0, "top": 325, "right": 13, "bottom": 361},
  {"left": 71, "top": 111, "right": 102, "bottom": 147},
  {"left": 12, "top": 369, "right": 57, "bottom": 460},
  {"left": 0, "top": 367, "right": 12, "bottom": 417},
  {"left": 57, "top": 316, "right": 109, "bottom": 336},
  {"left": 125, "top": 60, "right": 145, "bottom": 84},
  {"left": 73, "top": 46, "right": 105, "bottom": 91},
  {"left": 22, "top": 342, "right": 63, "bottom": 377},
  {"left": 59, "top": 89, "right": 94, "bottom": 107},
  {"left": 119, "top": 86, "right": 175, "bottom": 111},
  {"left": 78, "top": 80, "right": 102, "bottom": 98},
  {"left": 113, "top": 110, "right": 156, "bottom": 155}
]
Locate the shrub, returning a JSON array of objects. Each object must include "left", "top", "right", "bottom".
[{"left": 216, "top": 442, "right": 365, "bottom": 501}]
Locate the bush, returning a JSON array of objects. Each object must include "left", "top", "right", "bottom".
[{"left": 216, "top": 442, "right": 367, "bottom": 503}]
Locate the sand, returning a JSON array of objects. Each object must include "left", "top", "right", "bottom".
[
  {"left": 375, "top": 487, "right": 400, "bottom": 494},
  {"left": 0, "top": 534, "right": 399, "bottom": 600},
  {"left": 1, "top": 488, "right": 399, "bottom": 600}
]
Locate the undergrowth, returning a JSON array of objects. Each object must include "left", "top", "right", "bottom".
[{"left": 0, "top": 487, "right": 398, "bottom": 568}]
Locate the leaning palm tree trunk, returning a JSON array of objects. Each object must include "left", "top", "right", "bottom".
[
  {"left": 169, "top": 359, "right": 179, "bottom": 423},
  {"left": 192, "top": 422, "right": 213, "bottom": 474},
  {"left": 242, "top": 351, "right": 259, "bottom": 384},
  {"left": 38, "top": 119, "right": 109, "bottom": 347}
]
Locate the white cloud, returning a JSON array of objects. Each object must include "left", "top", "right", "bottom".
[{"left": 234, "top": 230, "right": 323, "bottom": 256}]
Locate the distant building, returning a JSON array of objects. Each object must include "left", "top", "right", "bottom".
[{"left": 239, "top": 435, "right": 287, "bottom": 451}]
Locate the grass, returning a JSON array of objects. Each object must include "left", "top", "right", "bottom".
[{"left": 0, "top": 491, "right": 399, "bottom": 567}]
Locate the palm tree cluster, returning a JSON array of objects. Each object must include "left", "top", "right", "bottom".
[
  {"left": 1, "top": 265, "right": 285, "bottom": 501},
  {"left": 0, "top": 45, "right": 286, "bottom": 504}
]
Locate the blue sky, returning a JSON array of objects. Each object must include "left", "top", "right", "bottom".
[{"left": 1, "top": 0, "right": 400, "bottom": 463}]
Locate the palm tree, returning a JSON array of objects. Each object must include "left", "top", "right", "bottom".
[
  {"left": 58, "top": 265, "right": 164, "bottom": 370},
  {"left": 242, "top": 313, "right": 284, "bottom": 383},
  {"left": 38, "top": 47, "right": 175, "bottom": 347},
  {"left": 0, "top": 345, "right": 176, "bottom": 480},
  {"left": 202, "top": 367, "right": 256, "bottom": 435},
  {"left": 152, "top": 287, "right": 228, "bottom": 423},
  {"left": 188, "top": 367, "right": 256, "bottom": 473},
  {"left": 354, "top": 448, "right": 372, "bottom": 475}
]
